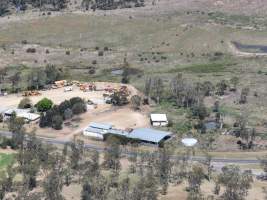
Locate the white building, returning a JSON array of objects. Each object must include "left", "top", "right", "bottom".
[
  {"left": 83, "top": 122, "right": 113, "bottom": 139},
  {"left": 150, "top": 114, "right": 168, "bottom": 127},
  {"left": 4, "top": 109, "right": 40, "bottom": 122}
]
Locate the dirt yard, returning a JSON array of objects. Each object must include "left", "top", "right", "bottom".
[
  {"left": 28, "top": 106, "right": 150, "bottom": 141},
  {"left": 0, "top": 81, "right": 149, "bottom": 141}
]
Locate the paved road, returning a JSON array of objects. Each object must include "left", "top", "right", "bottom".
[{"left": 0, "top": 130, "right": 260, "bottom": 164}]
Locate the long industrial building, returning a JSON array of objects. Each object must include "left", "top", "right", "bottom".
[{"left": 83, "top": 122, "right": 172, "bottom": 145}]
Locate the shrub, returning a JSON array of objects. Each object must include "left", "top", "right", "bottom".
[
  {"left": 21, "top": 40, "right": 28, "bottom": 44},
  {"left": 52, "top": 115, "right": 63, "bottom": 130},
  {"left": 18, "top": 97, "right": 32, "bottom": 109},
  {"left": 98, "top": 51, "right": 104, "bottom": 56},
  {"left": 26, "top": 48, "right": 36, "bottom": 53},
  {"left": 66, "top": 51, "right": 70, "bottom": 55},
  {"left": 88, "top": 68, "right": 96, "bottom": 74},
  {"left": 36, "top": 98, "right": 53, "bottom": 112}
]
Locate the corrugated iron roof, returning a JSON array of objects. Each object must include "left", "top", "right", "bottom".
[
  {"left": 84, "top": 123, "right": 172, "bottom": 144},
  {"left": 89, "top": 122, "right": 113, "bottom": 130},
  {"left": 129, "top": 128, "right": 171, "bottom": 143},
  {"left": 84, "top": 127, "right": 107, "bottom": 134}
]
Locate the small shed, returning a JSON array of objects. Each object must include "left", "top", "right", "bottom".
[
  {"left": 150, "top": 114, "right": 168, "bottom": 127},
  {"left": 83, "top": 122, "right": 113, "bottom": 139}
]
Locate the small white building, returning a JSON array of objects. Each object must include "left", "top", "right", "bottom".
[
  {"left": 150, "top": 114, "right": 168, "bottom": 127},
  {"left": 4, "top": 109, "right": 40, "bottom": 122},
  {"left": 83, "top": 122, "right": 113, "bottom": 139}
]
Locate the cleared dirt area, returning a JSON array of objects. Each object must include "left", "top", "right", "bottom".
[
  {"left": 1, "top": 81, "right": 149, "bottom": 140},
  {"left": 29, "top": 106, "right": 150, "bottom": 140}
]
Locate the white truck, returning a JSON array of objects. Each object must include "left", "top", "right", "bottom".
[{"left": 64, "top": 87, "right": 73, "bottom": 92}]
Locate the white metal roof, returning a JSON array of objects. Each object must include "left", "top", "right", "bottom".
[
  {"left": 150, "top": 114, "right": 168, "bottom": 122},
  {"left": 4, "top": 108, "right": 30, "bottom": 115},
  {"left": 17, "top": 113, "right": 40, "bottom": 121},
  {"left": 89, "top": 122, "right": 113, "bottom": 130},
  {"left": 4, "top": 109, "right": 39, "bottom": 121},
  {"left": 0, "top": 107, "right": 9, "bottom": 114},
  {"left": 129, "top": 128, "right": 172, "bottom": 143}
]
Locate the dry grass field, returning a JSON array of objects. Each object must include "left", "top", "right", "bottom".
[{"left": 1, "top": 1, "right": 267, "bottom": 199}]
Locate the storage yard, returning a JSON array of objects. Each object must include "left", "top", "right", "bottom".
[
  {"left": 0, "top": 82, "right": 136, "bottom": 108},
  {"left": 0, "top": 81, "right": 152, "bottom": 141}
]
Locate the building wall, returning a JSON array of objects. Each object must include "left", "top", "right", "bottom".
[
  {"left": 152, "top": 121, "right": 168, "bottom": 127},
  {"left": 83, "top": 131, "right": 104, "bottom": 140}
]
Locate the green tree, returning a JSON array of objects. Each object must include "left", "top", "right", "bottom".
[
  {"left": 121, "top": 57, "right": 130, "bottom": 84},
  {"left": 103, "top": 136, "right": 121, "bottom": 171},
  {"left": 187, "top": 165, "right": 205, "bottom": 200},
  {"left": 156, "top": 147, "right": 172, "bottom": 195},
  {"left": 0, "top": 0, "right": 8, "bottom": 16},
  {"left": 130, "top": 95, "right": 141, "bottom": 110},
  {"left": 52, "top": 115, "right": 63, "bottom": 130},
  {"left": 9, "top": 72, "right": 21, "bottom": 93},
  {"left": 151, "top": 76, "right": 164, "bottom": 104},
  {"left": 230, "top": 77, "right": 239, "bottom": 91},
  {"left": 27, "top": 68, "right": 47, "bottom": 90},
  {"left": 202, "top": 81, "right": 214, "bottom": 96},
  {"left": 70, "top": 97, "right": 84, "bottom": 107},
  {"left": 17, "top": 134, "right": 42, "bottom": 190},
  {"left": 18, "top": 97, "right": 32, "bottom": 109},
  {"left": 8, "top": 112, "right": 25, "bottom": 137},
  {"left": 191, "top": 103, "right": 208, "bottom": 121},
  {"left": 239, "top": 87, "right": 250, "bottom": 104},
  {"left": 81, "top": 182, "right": 92, "bottom": 200},
  {"left": 216, "top": 80, "right": 228, "bottom": 96},
  {"left": 36, "top": 98, "right": 53, "bottom": 112},
  {"left": 64, "top": 108, "right": 73, "bottom": 120},
  {"left": 72, "top": 102, "right": 87, "bottom": 115},
  {"left": 69, "top": 140, "right": 84, "bottom": 170},
  {"left": 217, "top": 165, "right": 253, "bottom": 200},
  {"left": 43, "top": 165, "right": 65, "bottom": 200},
  {"left": 45, "top": 64, "right": 60, "bottom": 84},
  {"left": 143, "top": 168, "right": 158, "bottom": 200},
  {"left": 39, "top": 112, "right": 47, "bottom": 128},
  {"left": 58, "top": 100, "right": 71, "bottom": 115},
  {"left": 81, "top": 0, "right": 92, "bottom": 10}
]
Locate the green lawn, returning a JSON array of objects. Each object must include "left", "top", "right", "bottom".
[{"left": 0, "top": 153, "right": 15, "bottom": 170}]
